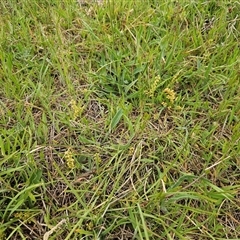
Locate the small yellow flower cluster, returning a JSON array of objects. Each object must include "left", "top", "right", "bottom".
[
  {"left": 70, "top": 99, "right": 84, "bottom": 120},
  {"left": 128, "top": 146, "right": 134, "bottom": 155},
  {"left": 86, "top": 221, "right": 94, "bottom": 230},
  {"left": 163, "top": 88, "right": 176, "bottom": 105},
  {"left": 161, "top": 101, "right": 168, "bottom": 107},
  {"left": 145, "top": 75, "right": 161, "bottom": 97},
  {"left": 175, "top": 105, "right": 183, "bottom": 111},
  {"left": 14, "top": 212, "right": 33, "bottom": 223},
  {"left": 64, "top": 148, "right": 75, "bottom": 169}
]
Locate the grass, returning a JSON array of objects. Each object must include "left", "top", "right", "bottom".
[{"left": 0, "top": 0, "right": 239, "bottom": 239}]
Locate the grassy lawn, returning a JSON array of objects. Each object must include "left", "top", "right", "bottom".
[{"left": 0, "top": 0, "right": 239, "bottom": 239}]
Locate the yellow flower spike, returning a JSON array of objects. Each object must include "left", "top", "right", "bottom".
[
  {"left": 64, "top": 148, "right": 75, "bottom": 169},
  {"left": 94, "top": 153, "right": 102, "bottom": 164},
  {"left": 70, "top": 99, "right": 84, "bottom": 120},
  {"left": 145, "top": 75, "right": 161, "bottom": 97},
  {"left": 163, "top": 88, "right": 176, "bottom": 104}
]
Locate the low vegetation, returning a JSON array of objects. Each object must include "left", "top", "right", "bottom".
[{"left": 0, "top": 0, "right": 239, "bottom": 239}]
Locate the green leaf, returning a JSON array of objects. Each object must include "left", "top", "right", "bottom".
[
  {"left": 27, "top": 191, "right": 36, "bottom": 203},
  {"left": 28, "top": 169, "right": 42, "bottom": 185},
  {"left": 110, "top": 108, "right": 123, "bottom": 132}
]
